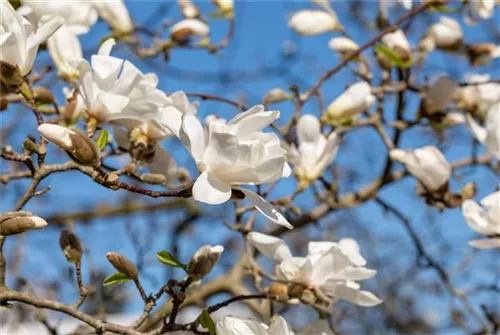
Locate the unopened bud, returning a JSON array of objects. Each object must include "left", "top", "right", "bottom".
[
  {"left": 38, "top": 124, "right": 100, "bottom": 167},
  {"left": 0, "top": 61, "right": 23, "bottom": 95},
  {"left": 263, "top": 88, "right": 292, "bottom": 105},
  {"left": 187, "top": 245, "right": 223, "bottom": 281},
  {"left": 106, "top": 252, "right": 138, "bottom": 280},
  {"left": 23, "top": 138, "right": 40, "bottom": 154},
  {"left": 0, "top": 211, "right": 47, "bottom": 236},
  {"left": 140, "top": 173, "right": 167, "bottom": 184},
  {"left": 59, "top": 230, "right": 83, "bottom": 263},
  {"left": 212, "top": 0, "right": 234, "bottom": 18},
  {"left": 178, "top": 0, "right": 200, "bottom": 18},
  {"left": 460, "top": 182, "right": 476, "bottom": 201},
  {"left": 33, "top": 87, "right": 55, "bottom": 105},
  {"left": 170, "top": 19, "right": 209, "bottom": 44}
]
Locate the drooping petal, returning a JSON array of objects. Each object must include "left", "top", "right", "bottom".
[
  {"left": 326, "top": 282, "right": 382, "bottom": 307},
  {"left": 180, "top": 113, "right": 206, "bottom": 163},
  {"left": 247, "top": 232, "right": 293, "bottom": 263},
  {"left": 298, "top": 319, "right": 335, "bottom": 335},
  {"left": 268, "top": 316, "right": 293, "bottom": 335},
  {"left": 148, "top": 144, "right": 177, "bottom": 182},
  {"left": 462, "top": 200, "right": 496, "bottom": 235},
  {"left": 227, "top": 105, "right": 280, "bottom": 137},
  {"left": 235, "top": 188, "right": 292, "bottom": 229},
  {"left": 192, "top": 171, "right": 231, "bottom": 205}
]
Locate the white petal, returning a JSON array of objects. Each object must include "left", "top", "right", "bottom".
[
  {"left": 327, "top": 283, "right": 382, "bottom": 307},
  {"left": 235, "top": 188, "right": 292, "bottom": 229},
  {"left": 462, "top": 200, "right": 497, "bottom": 235},
  {"left": 247, "top": 232, "right": 293, "bottom": 263},
  {"left": 468, "top": 238, "right": 500, "bottom": 249},
  {"left": 28, "top": 15, "right": 63, "bottom": 50},
  {"left": 180, "top": 113, "right": 206, "bottom": 163},
  {"left": 228, "top": 105, "right": 279, "bottom": 137},
  {"left": 298, "top": 319, "right": 334, "bottom": 335},
  {"left": 98, "top": 38, "right": 116, "bottom": 56},
  {"left": 192, "top": 171, "right": 231, "bottom": 205},
  {"left": 37, "top": 124, "right": 74, "bottom": 149},
  {"left": 297, "top": 114, "right": 322, "bottom": 144},
  {"left": 149, "top": 144, "right": 177, "bottom": 182},
  {"left": 96, "top": 91, "right": 130, "bottom": 116},
  {"left": 268, "top": 316, "right": 293, "bottom": 335},
  {"left": 341, "top": 267, "right": 377, "bottom": 281},
  {"left": 289, "top": 10, "right": 339, "bottom": 36},
  {"left": 466, "top": 113, "right": 488, "bottom": 144}
]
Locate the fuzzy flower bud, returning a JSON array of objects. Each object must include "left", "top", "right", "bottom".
[
  {"left": 178, "top": 0, "right": 200, "bottom": 18},
  {"left": 0, "top": 211, "right": 47, "bottom": 236},
  {"left": 212, "top": 0, "right": 234, "bottom": 18},
  {"left": 429, "top": 17, "right": 463, "bottom": 51},
  {"left": 325, "top": 82, "right": 375, "bottom": 122},
  {"left": 38, "top": 124, "right": 100, "bottom": 167},
  {"left": 187, "top": 245, "right": 223, "bottom": 281},
  {"left": 106, "top": 252, "right": 138, "bottom": 280},
  {"left": 263, "top": 88, "right": 292, "bottom": 105},
  {"left": 59, "top": 230, "right": 83, "bottom": 263},
  {"left": 170, "top": 19, "right": 209, "bottom": 44},
  {"left": 288, "top": 10, "right": 341, "bottom": 36}
]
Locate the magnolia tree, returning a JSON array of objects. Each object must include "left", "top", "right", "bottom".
[{"left": 0, "top": 0, "right": 499, "bottom": 334}]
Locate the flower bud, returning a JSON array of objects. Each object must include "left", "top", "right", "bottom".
[
  {"left": 263, "top": 88, "right": 292, "bottom": 105},
  {"left": 140, "top": 173, "right": 167, "bottom": 184},
  {"left": 288, "top": 10, "right": 341, "bottom": 36},
  {"left": 106, "top": 252, "right": 138, "bottom": 280},
  {"left": 325, "top": 82, "right": 375, "bottom": 122},
  {"left": 187, "top": 245, "right": 223, "bottom": 281},
  {"left": 381, "top": 29, "right": 411, "bottom": 61},
  {"left": 38, "top": 124, "right": 100, "bottom": 167},
  {"left": 33, "top": 87, "right": 56, "bottom": 105},
  {"left": 95, "top": 1, "right": 134, "bottom": 35},
  {"left": 178, "top": 0, "right": 200, "bottom": 18},
  {"left": 0, "top": 61, "right": 23, "bottom": 95},
  {"left": 328, "top": 37, "right": 359, "bottom": 58},
  {"left": 421, "top": 77, "right": 457, "bottom": 116},
  {"left": 0, "top": 212, "right": 47, "bottom": 236},
  {"left": 212, "top": 0, "right": 234, "bottom": 18},
  {"left": 59, "top": 230, "right": 83, "bottom": 263},
  {"left": 460, "top": 182, "right": 477, "bottom": 201},
  {"left": 170, "top": 19, "right": 209, "bottom": 44},
  {"left": 429, "top": 17, "right": 463, "bottom": 51},
  {"left": 466, "top": 43, "right": 499, "bottom": 65}
]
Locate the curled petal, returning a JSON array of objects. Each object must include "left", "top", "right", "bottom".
[
  {"left": 248, "top": 232, "right": 293, "bottom": 263},
  {"left": 192, "top": 171, "right": 231, "bottom": 205}
]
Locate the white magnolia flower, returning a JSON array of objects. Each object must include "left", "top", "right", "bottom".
[
  {"left": 94, "top": 1, "right": 134, "bottom": 34},
  {"left": 248, "top": 232, "right": 381, "bottom": 307},
  {"left": 466, "top": 102, "right": 500, "bottom": 159},
  {"left": 458, "top": 74, "right": 500, "bottom": 118},
  {"left": 19, "top": 0, "right": 98, "bottom": 35},
  {"left": 462, "top": 191, "right": 500, "bottom": 249},
  {"left": 163, "top": 106, "right": 292, "bottom": 228},
  {"left": 428, "top": 17, "right": 463, "bottom": 50},
  {"left": 216, "top": 316, "right": 293, "bottom": 335},
  {"left": 381, "top": 29, "right": 411, "bottom": 57},
  {"left": 170, "top": 19, "right": 209, "bottom": 43},
  {"left": 288, "top": 10, "right": 341, "bottom": 36},
  {"left": 422, "top": 76, "right": 457, "bottom": 115},
  {"left": 287, "top": 114, "right": 340, "bottom": 188},
  {"left": 390, "top": 146, "right": 452, "bottom": 192},
  {"left": 325, "top": 82, "right": 376, "bottom": 122},
  {"left": 71, "top": 38, "right": 167, "bottom": 124},
  {"left": 328, "top": 37, "right": 359, "bottom": 57},
  {"left": 464, "top": 0, "right": 496, "bottom": 24},
  {"left": 45, "top": 24, "right": 82, "bottom": 80},
  {"left": 0, "top": 0, "right": 63, "bottom": 76}
]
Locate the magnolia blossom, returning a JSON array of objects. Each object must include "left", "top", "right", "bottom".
[
  {"left": 381, "top": 29, "right": 411, "bottom": 60},
  {"left": 0, "top": 0, "right": 63, "bottom": 76},
  {"left": 325, "top": 82, "right": 376, "bottom": 122},
  {"left": 248, "top": 232, "right": 381, "bottom": 307},
  {"left": 428, "top": 17, "right": 463, "bottom": 50},
  {"left": 38, "top": 123, "right": 100, "bottom": 167},
  {"left": 94, "top": 1, "right": 134, "bottom": 34},
  {"left": 170, "top": 19, "right": 209, "bottom": 43},
  {"left": 288, "top": 10, "right": 341, "bottom": 36},
  {"left": 71, "top": 38, "right": 168, "bottom": 125},
  {"left": 328, "top": 37, "right": 359, "bottom": 57},
  {"left": 287, "top": 114, "right": 340, "bottom": 188},
  {"left": 466, "top": 103, "right": 500, "bottom": 159},
  {"left": 422, "top": 76, "right": 457, "bottom": 115},
  {"left": 462, "top": 191, "right": 500, "bottom": 249},
  {"left": 162, "top": 106, "right": 292, "bottom": 228},
  {"left": 457, "top": 74, "right": 500, "bottom": 118},
  {"left": 216, "top": 316, "right": 334, "bottom": 335},
  {"left": 390, "top": 146, "right": 452, "bottom": 192},
  {"left": 18, "top": 0, "right": 98, "bottom": 79},
  {"left": 464, "top": 0, "right": 496, "bottom": 24}
]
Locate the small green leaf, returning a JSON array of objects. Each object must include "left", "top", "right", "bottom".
[
  {"left": 375, "top": 44, "right": 413, "bottom": 69},
  {"left": 103, "top": 272, "right": 131, "bottom": 286},
  {"left": 199, "top": 310, "right": 216, "bottom": 335},
  {"left": 96, "top": 129, "right": 109, "bottom": 150},
  {"left": 156, "top": 250, "right": 187, "bottom": 271},
  {"left": 431, "top": 5, "right": 458, "bottom": 13}
]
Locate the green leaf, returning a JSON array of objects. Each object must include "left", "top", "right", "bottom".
[
  {"left": 431, "top": 5, "right": 458, "bottom": 13},
  {"left": 96, "top": 129, "right": 109, "bottom": 150},
  {"left": 156, "top": 250, "right": 187, "bottom": 271},
  {"left": 103, "top": 272, "right": 131, "bottom": 286},
  {"left": 375, "top": 44, "right": 413, "bottom": 69},
  {"left": 199, "top": 310, "right": 216, "bottom": 335}
]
